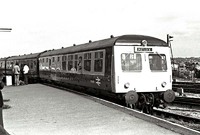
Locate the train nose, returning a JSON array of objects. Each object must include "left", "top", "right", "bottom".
[{"left": 163, "top": 89, "right": 175, "bottom": 103}]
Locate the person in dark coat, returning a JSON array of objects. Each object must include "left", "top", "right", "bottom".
[
  {"left": 0, "top": 72, "right": 10, "bottom": 135},
  {"left": 0, "top": 72, "right": 4, "bottom": 127}
]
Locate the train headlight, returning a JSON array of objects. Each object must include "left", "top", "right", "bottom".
[
  {"left": 141, "top": 40, "right": 147, "bottom": 46},
  {"left": 124, "top": 82, "right": 130, "bottom": 89},
  {"left": 161, "top": 82, "right": 167, "bottom": 88}
]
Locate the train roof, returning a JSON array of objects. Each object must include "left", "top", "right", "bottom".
[
  {"left": 0, "top": 57, "right": 7, "bottom": 61},
  {"left": 40, "top": 35, "right": 168, "bottom": 57},
  {"left": 7, "top": 52, "right": 41, "bottom": 61}
]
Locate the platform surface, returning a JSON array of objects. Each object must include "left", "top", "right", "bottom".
[{"left": 2, "top": 84, "right": 180, "bottom": 135}]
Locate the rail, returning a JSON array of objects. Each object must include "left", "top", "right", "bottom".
[
  {"left": 173, "top": 82, "right": 200, "bottom": 94},
  {"left": 153, "top": 108, "right": 200, "bottom": 132}
]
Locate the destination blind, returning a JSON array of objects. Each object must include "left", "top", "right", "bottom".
[{"left": 135, "top": 47, "right": 153, "bottom": 53}]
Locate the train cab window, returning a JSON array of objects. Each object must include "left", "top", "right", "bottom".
[
  {"left": 121, "top": 53, "right": 142, "bottom": 71},
  {"left": 94, "top": 51, "right": 103, "bottom": 72},
  {"left": 68, "top": 55, "right": 74, "bottom": 71},
  {"left": 149, "top": 54, "right": 167, "bottom": 71},
  {"left": 84, "top": 53, "right": 91, "bottom": 71}
]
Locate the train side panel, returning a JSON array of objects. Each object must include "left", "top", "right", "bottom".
[{"left": 39, "top": 47, "right": 113, "bottom": 91}]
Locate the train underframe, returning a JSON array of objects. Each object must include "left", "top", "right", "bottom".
[
  {"left": 39, "top": 77, "right": 175, "bottom": 114},
  {"left": 123, "top": 90, "right": 175, "bottom": 114}
]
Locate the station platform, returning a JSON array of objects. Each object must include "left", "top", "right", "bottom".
[{"left": 2, "top": 84, "right": 180, "bottom": 135}]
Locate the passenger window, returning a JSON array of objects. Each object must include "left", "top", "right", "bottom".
[
  {"left": 94, "top": 51, "right": 103, "bottom": 72},
  {"left": 84, "top": 53, "right": 91, "bottom": 71},
  {"left": 149, "top": 54, "right": 167, "bottom": 71},
  {"left": 74, "top": 55, "right": 78, "bottom": 71},
  {"left": 121, "top": 53, "right": 142, "bottom": 71},
  {"left": 68, "top": 55, "right": 74, "bottom": 71},
  {"left": 77, "top": 56, "right": 83, "bottom": 73},
  {"left": 34, "top": 61, "right": 36, "bottom": 66},
  {"left": 62, "top": 56, "right": 67, "bottom": 61},
  {"left": 62, "top": 55, "right": 67, "bottom": 70},
  {"left": 31, "top": 62, "right": 33, "bottom": 69},
  {"left": 52, "top": 57, "right": 55, "bottom": 62},
  {"left": 57, "top": 56, "right": 60, "bottom": 62}
]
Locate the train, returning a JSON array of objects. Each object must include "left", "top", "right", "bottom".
[{"left": 0, "top": 35, "right": 175, "bottom": 113}]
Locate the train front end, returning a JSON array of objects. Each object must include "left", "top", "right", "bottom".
[{"left": 113, "top": 35, "right": 175, "bottom": 110}]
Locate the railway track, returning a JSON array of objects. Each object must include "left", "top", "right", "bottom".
[
  {"left": 172, "top": 96, "right": 200, "bottom": 108},
  {"left": 43, "top": 82, "right": 200, "bottom": 134},
  {"left": 153, "top": 108, "right": 200, "bottom": 132},
  {"left": 172, "top": 82, "right": 200, "bottom": 94}
]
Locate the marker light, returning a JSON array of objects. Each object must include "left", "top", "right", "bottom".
[
  {"left": 141, "top": 40, "right": 147, "bottom": 46},
  {"left": 124, "top": 82, "right": 130, "bottom": 89},
  {"left": 161, "top": 82, "right": 167, "bottom": 88}
]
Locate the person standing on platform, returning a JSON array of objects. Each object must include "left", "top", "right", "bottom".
[
  {"left": 0, "top": 72, "right": 4, "bottom": 127},
  {"left": 0, "top": 72, "right": 10, "bottom": 135},
  {"left": 23, "top": 64, "right": 29, "bottom": 85},
  {"left": 13, "top": 62, "right": 20, "bottom": 86}
]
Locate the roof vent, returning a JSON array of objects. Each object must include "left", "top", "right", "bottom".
[
  {"left": 110, "top": 35, "right": 114, "bottom": 38},
  {"left": 73, "top": 44, "right": 76, "bottom": 46},
  {"left": 89, "top": 40, "right": 92, "bottom": 43}
]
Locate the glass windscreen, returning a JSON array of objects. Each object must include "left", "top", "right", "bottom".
[
  {"left": 149, "top": 54, "right": 167, "bottom": 71},
  {"left": 121, "top": 53, "right": 142, "bottom": 71}
]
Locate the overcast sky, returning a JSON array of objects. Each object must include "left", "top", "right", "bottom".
[{"left": 0, "top": 0, "right": 200, "bottom": 58}]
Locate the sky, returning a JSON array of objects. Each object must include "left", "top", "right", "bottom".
[{"left": 0, "top": 0, "right": 200, "bottom": 58}]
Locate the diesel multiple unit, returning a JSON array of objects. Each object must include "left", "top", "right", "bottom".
[{"left": 0, "top": 35, "right": 175, "bottom": 113}]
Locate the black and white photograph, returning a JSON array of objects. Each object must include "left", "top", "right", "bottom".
[{"left": 0, "top": 0, "right": 200, "bottom": 134}]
